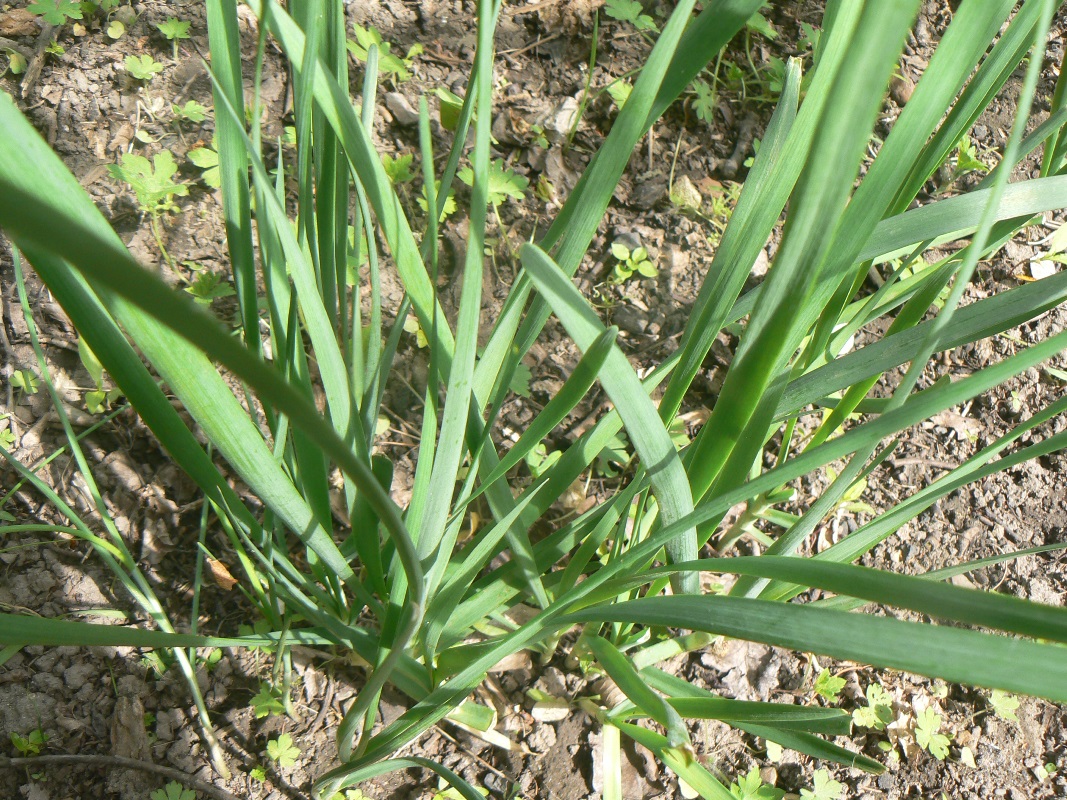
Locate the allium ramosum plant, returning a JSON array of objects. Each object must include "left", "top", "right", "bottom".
[{"left": 3, "top": 0, "right": 1067, "bottom": 796}]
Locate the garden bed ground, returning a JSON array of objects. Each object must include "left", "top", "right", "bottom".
[{"left": 2, "top": 1, "right": 1067, "bottom": 798}]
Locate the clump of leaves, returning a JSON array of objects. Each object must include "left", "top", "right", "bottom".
[
  {"left": 125, "top": 53, "right": 164, "bottom": 82},
  {"left": 381, "top": 152, "right": 416, "bottom": 186},
  {"left": 610, "top": 241, "right": 657, "bottom": 281},
  {"left": 800, "top": 770, "right": 843, "bottom": 800},
  {"left": 183, "top": 264, "right": 236, "bottom": 307},
  {"left": 458, "top": 159, "right": 528, "bottom": 205},
  {"left": 188, "top": 140, "right": 221, "bottom": 188},
  {"left": 915, "top": 707, "right": 952, "bottom": 760},
  {"left": 603, "top": 0, "right": 657, "bottom": 33},
  {"left": 156, "top": 17, "right": 191, "bottom": 60},
  {"left": 9, "top": 369, "right": 39, "bottom": 398},
  {"left": 988, "top": 689, "right": 1020, "bottom": 721},
  {"left": 346, "top": 24, "right": 421, "bottom": 83},
  {"left": 109, "top": 150, "right": 188, "bottom": 216},
  {"left": 729, "top": 766, "right": 784, "bottom": 800},
  {"left": 28, "top": 0, "right": 83, "bottom": 26},
  {"left": 250, "top": 682, "right": 287, "bottom": 719},
  {"left": 172, "top": 100, "right": 209, "bottom": 124},
  {"left": 852, "top": 683, "right": 893, "bottom": 730},
  {"left": 417, "top": 179, "right": 457, "bottom": 222},
  {"left": 814, "top": 668, "right": 846, "bottom": 702},
  {"left": 10, "top": 729, "right": 48, "bottom": 756},
  {"left": 149, "top": 782, "right": 195, "bottom": 800},
  {"left": 266, "top": 733, "right": 301, "bottom": 769}
]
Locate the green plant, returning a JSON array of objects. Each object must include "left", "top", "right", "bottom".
[
  {"left": 610, "top": 241, "right": 657, "bottom": 281},
  {"left": 4, "top": 1, "right": 1067, "bottom": 799},
  {"left": 381, "top": 153, "right": 416, "bottom": 186},
  {"left": 9, "top": 368, "right": 39, "bottom": 397},
  {"left": 125, "top": 53, "right": 164, "bottom": 82},
  {"left": 108, "top": 150, "right": 188, "bottom": 262},
  {"left": 346, "top": 24, "right": 421, "bottom": 83},
  {"left": 28, "top": 0, "right": 83, "bottom": 25},
  {"left": 157, "top": 18, "right": 191, "bottom": 61},
  {"left": 187, "top": 140, "right": 221, "bottom": 188},
  {"left": 729, "top": 766, "right": 784, "bottom": 800},
  {"left": 457, "top": 158, "right": 528, "bottom": 205},
  {"left": 800, "top": 770, "right": 843, "bottom": 800},
  {"left": 852, "top": 683, "right": 894, "bottom": 730},
  {"left": 10, "top": 728, "right": 48, "bottom": 756},
  {"left": 172, "top": 100, "right": 209, "bottom": 124},
  {"left": 813, "top": 667, "right": 846, "bottom": 702},
  {"left": 603, "top": 0, "right": 657, "bottom": 33},
  {"left": 149, "top": 782, "right": 195, "bottom": 800},
  {"left": 988, "top": 689, "right": 1020, "bottom": 721},
  {"left": 251, "top": 682, "right": 287, "bottom": 719},
  {"left": 267, "top": 733, "right": 301, "bottom": 769},
  {"left": 915, "top": 707, "right": 952, "bottom": 760}
]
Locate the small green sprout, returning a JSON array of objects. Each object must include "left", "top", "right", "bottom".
[
  {"left": 10, "top": 369, "right": 40, "bottom": 396},
  {"left": 458, "top": 159, "right": 529, "bottom": 205},
  {"left": 0, "top": 428, "right": 15, "bottom": 449},
  {"left": 381, "top": 152, "right": 416, "bottom": 185},
  {"left": 603, "top": 0, "right": 657, "bottom": 32},
  {"left": 988, "top": 689, "right": 1020, "bottom": 722},
  {"left": 109, "top": 150, "right": 188, "bottom": 216},
  {"left": 188, "top": 140, "right": 221, "bottom": 188},
  {"left": 729, "top": 766, "right": 785, "bottom": 800},
  {"left": 610, "top": 241, "right": 657, "bottom": 281},
  {"left": 417, "top": 180, "right": 457, "bottom": 222},
  {"left": 954, "top": 135, "right": 992, "bottom": 177},
  {"left": 5, "top": 50, "right": 28, "bottom": 76},
  {"left": 184, "top": 268, "right": 235, "bottom": 306},
  {"left": 249, "top": 766, "right": 267, "bottom": 782},
  {"left": 745, "top": 6, "right": 777, "bottom": 40},
  {"left": 28, "top": 0, "right": 83, "bottom": 26},
  {"left": 250, "top": 682, "right": 287, "bottom": 719},
  {"left": 149, "top": 781, "right": 195, "bottom": 800},
  {"left": 852, "top": 683, "right": 893, "bottom": 730},
  {"left": 524, "top": 443, "right": 561, "bottom": 479},
  {"left": 800, "top": 769, "right": 843, "bottom": 800},
  {"left": 691, "top": 79, "right": 716, "bottom": 124},
  {"left": 814, "top": 668, "right": 846, "bottom": 702},
  {"left": 327, "top": 790, "right": 371, "bottom": 800},
  {"left": 266, "top": 733, "right": 300, "bottom": 768},
  {"left": 172, "top": 100, "right": 209, "bottom": 124},
  {"left": 915, "top": 707, "right": 952, "bottom": 760},
  {"left": 434, "top": 87, "right": 464, "bottom": 131},
  {"left": 346, "top": 24, "right": 421, "bottom": 83},
  {"left": 10, "top": 728, "right": 49, "bottom": 756},
  {"left": 106, "top": 20, "right": 125, "bottom": 39},
  {"left": 125, "top": 54, "right": 165, "bottom": 82},
  {"left": 156, "top": 18, "right": 191, "bottom": 60},
  {"left": 606, "top": 79, "right": 633, "bottom": 112}
]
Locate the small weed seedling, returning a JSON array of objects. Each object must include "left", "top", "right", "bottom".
[
  {"left": 9, "top": 368, "right": 39, "bottom": 398},
  {"left": 149, "top": 781, "right": 195, "bottom": 800},
  {"left": 28, "top": 0, "right": 82, "bottom": 26},
  {"left": 10, "top": 728, "right": 48, "bottom": 756},
  {"left": 183, "top": 263, "right": 236, "bottom": 306},
  {"left": 800, "top": 770, "right": 844, "bottom": 800},
  {"left": 187, "top": 140, "right": 221, "bottom": 188},
  {"left": 852, "top": 683, "right": 893, "bottom": 730},
  {"left": 729, "top": 766, "right": 784, "bottom": 800},
  {"left": 610, "top": 241, "right": 657, "bottom": 281},
  {"left": 78, "top": 336, "right": 122, "bottom": 413},
  {"left": 266, "top": 733, "right": 301, "bottom": 769},
  {"left": 156, "top": 18, "right": 191, "bottom": 61},
  {"left": 417, "top": 180, "right": 457, "bottom": 222},
  {"left": 458, "top": 159, "right": 528, "bottom": 206},
  {"left": 250, "top": 682, "right": 287, "bottom": 719},
  {"left": 125, "top": 54, "right": 164, "bottom": 82},
  {"left": 108, "top": 150, "right": 188, "bottom": 263},
  {"left": 346, "top": 23, "right": 421, "bottom": 84},
  {"left": 988, "top": 689, "right": 1021, "bottom": 721},
  {"left": 603, "top": 0, "right": 658, "bottom": 33},
  {"left": 914, "top": 707, "right": 952, "bottom": 760},
  {"left": 814, "top": 668, "right": 846, "bottom": 702},
  {"left": 381, "top": 152, "right": 416, "bottom": 186},
  {"left": 172, "top": 100, "right": 209, "bottom": 124}
]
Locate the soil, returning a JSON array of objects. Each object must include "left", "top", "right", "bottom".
[{"left": 2, "top": 1, "right": 1067, "bottom": 799}]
